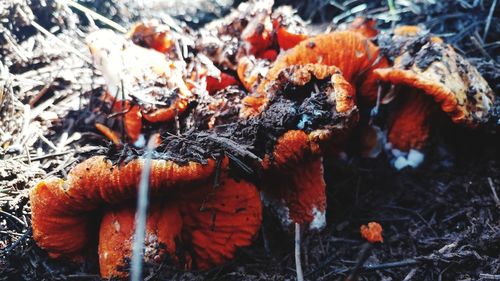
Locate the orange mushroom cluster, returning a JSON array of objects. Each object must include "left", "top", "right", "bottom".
[
  {"left": 31, "top": 154, "right": 262, "bottom": 278},
  {"left": 30, "top": 1, "right": 496, "bottom": 279},
  {"left": 241, "top": 30, "right": 389, "bottom": 118},
  {"left": 248, "top": 63, "right": 358, "bottom": 229},
  {"left": 374, "top": 26, "right": 494, "bottom": 169}
]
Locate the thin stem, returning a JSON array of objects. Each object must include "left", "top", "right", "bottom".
[{"left": 295, "top": 223, "right": 304, "bottom": 281}]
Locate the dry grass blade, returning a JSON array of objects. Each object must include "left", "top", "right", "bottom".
[
  {"left": 30, "top": 21, "right": 91, "bottom": 64},
  {"left": 482, "top": 0, "right": 498, "bottom": 41},
  {"left": 130, "top": 137, "right": 156, "bottom": 281},
  {"left": 487, "top": 177, "right": 500, "bottom": 207},
  {"left": 0, "top": 62, "right": 9, "bottom": 110},
  {"left": 60, "top": 0, "right": 127, "bottom": 33}
]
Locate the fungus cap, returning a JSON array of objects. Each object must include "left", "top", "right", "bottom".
[
  {"left": 257, "top": 31, "right": 388, "bottom": 106},
  {"left": 97, "top": 173, "right": 262, "bottom": 277},
  {"left": 244, "top": 64, "right": 358, "bottom": 230},
  {"left": 30, "top": 156, "right": 221, "bottom": 258},
  {"left": 374, "top": 40, "right": 494, "bottom": 126},
  {"left": 242, "top": 63, "right": 357, "bottom": 120},
  {"left": 31, "top": 156, "right": 262, "bottom": 278}
]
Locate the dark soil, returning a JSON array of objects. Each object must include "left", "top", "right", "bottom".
[{"left": 0, "top": 0, "right": 499, "bottom": 280}]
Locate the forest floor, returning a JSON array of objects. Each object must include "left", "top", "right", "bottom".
[{"left": 0, "top": 0, "right": 499, "bottom": 280}]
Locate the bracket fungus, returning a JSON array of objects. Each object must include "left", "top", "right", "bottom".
[
  {"left": 30, "top": 155, "right": 262, "bottom": 278},
  {"left": 373, "top": 28, "right": 495, "bottom": 168}
]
